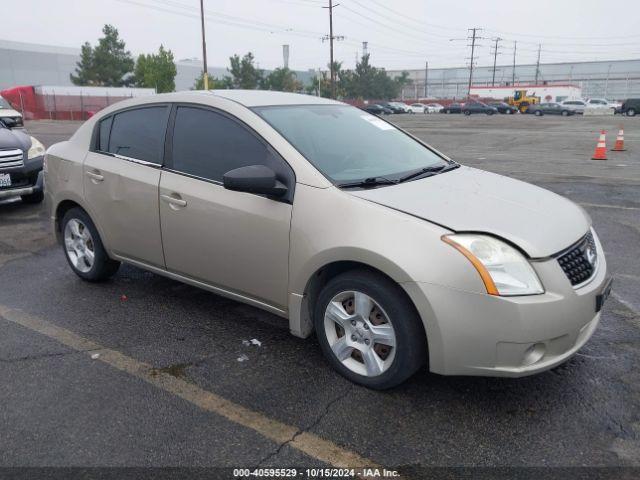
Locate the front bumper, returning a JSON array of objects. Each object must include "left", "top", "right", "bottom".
[
  {"left": 0, "top": 155, "right": 43, "bottom": 199},
  {"left": 403, "top": 235, "right": 609, "bottom": 377}
]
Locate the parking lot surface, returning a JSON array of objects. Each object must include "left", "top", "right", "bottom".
[{"left": 1, "top": 115, "right": 639, "bottom": 475}]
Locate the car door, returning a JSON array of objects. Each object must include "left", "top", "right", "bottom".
[
  {"left": 83, "top": 105, "right": 170, "bottom": 267},
  {"left": 159, "top": 105, "right": 294, "bottom": 309}
]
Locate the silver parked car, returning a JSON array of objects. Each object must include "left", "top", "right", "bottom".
[
  {"left": 45, "top": 91, "right": 611, "bottom": 389},
  {"left": 560, "top": 99, "right": 587, "bottom": 114}
]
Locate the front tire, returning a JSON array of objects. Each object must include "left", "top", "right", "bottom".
[
  {"left": 628, "top": 108, "right": 636, "bottom": 117},
  {"left": 61, "top": 207, "right": 120, "bottom": 282},
  {"left": 535, "top": 110, "right": 543, "bottom": 116},
  {"left": 313, "top": 270, "right": 427, "bottom": 389}
]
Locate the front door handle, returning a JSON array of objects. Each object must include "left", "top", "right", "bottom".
[
  {"left": 160, "top": 193, "right": 188, "bottom": 209},
  {"left": 86, "top": 170, "right": 104, "bottom": 183}
]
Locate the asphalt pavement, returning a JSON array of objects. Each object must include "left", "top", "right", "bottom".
[{"left": 1, "top": 115, "right": 639, "bottom": 478}]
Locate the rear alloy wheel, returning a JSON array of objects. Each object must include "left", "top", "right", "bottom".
[
  {"left": 628, "top": 109, "right": 636, "bottom": 117},
  {"left": 535, "top": 110, "right": 543, "bottom": 116},
  {"left": 62, "top": 208, "right": 120, "bottom": 282},
  {"left": 561, "top": 110, "right": 569, "bottom": 116},
  {"left": 314, "top": 270, "right": 427, "bottom": 389}
]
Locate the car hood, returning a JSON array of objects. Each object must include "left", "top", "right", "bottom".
[
  {"left": 0, "top": 108, "right": 22, "bottom": 117},
  {"left": 0, "top": 127, "right": 31, "bottom": 151},
  {"left": 349, "top": 166, "right": 590, "bottom": 258}
]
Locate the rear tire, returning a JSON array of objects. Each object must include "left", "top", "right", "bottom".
[
  {"left": 61, "top": 208, "right": 120, "bottom": 282},
  {"left": 561, "top": 110, "right": 569, "bottom": 116},
  {"left": 21, "top": 191, "right": 44, "bottom": 204},
  {"left": 535, "top": 110, "right": 543, "bottom": 116},
  {"left": 313, "top": 269, "right": 427, "bottom": 389},
  {"left": 464, "top": 110, "right": 471, "bottom": 116},
  {"left": 628, "top": 109, "right": 636, "bottom": 117}
]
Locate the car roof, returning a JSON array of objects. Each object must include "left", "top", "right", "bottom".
[{"left": 190, "top": 90, "right": 344, "bottom": 107}]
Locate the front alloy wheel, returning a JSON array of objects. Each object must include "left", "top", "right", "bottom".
[
  {"left": 324, "top": 291, "right": 396, "bottom": 377},
  {"left": 314, "top": 270, "right": 427, "bottom": 389}
]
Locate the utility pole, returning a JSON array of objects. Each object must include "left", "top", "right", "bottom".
[
  {"left": 512, "top": 41, "right": 517, "bottom": 85},
  {"left": 362, "top": 41, "right": 368, "bottom": 58},
  {"left": 450, "top": 28, "right": 483, "bottom": 98},
  {"left": 322, "top": 0, "right": 344, "bottom": 99},
  {"left": 424, "top": 61, "right": 428, "bottom": 98},
  {"left": 490, "top": 37, "right": 502, "bottom": 87},
  {"left": 467, "top": 28, "right": 482, "bottom": 98},
  {"left": 199, "top": 0, "right": 209, "bottom": 90},
  {"left": 534, "top": 44, "right": 542, "bottom": 84}
]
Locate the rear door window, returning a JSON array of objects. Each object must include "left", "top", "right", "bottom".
[{"left": 107, "top": 106, "right": 169, "bottom": 164}]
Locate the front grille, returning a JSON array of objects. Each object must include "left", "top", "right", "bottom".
[
  {"left": 557, "top": 232, "right": 598, "bottom": 286},
  {"left": 0, "top": 148, "right": 24, "bottom": 168}
]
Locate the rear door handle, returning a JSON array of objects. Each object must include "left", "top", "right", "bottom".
[
  {"left": 160, "top": 193, "right": 187, "bottom": 209},
  {"left": 86, "top": 170, "right": 104, "bottom": 182}
]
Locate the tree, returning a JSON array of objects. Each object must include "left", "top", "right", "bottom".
[
  {"left": 192, "top": 72, "right": 233, "bottom": 90},
  {"left": 340, "top": 54, "right": 410, "bottom": 100},
  {"left": 71, "top": 43, "right": 95, "bottom": 86},
  {"left": 71, "top": 25, "right": 134, "bottom": 86},
  {"left": 262, "top": 68, "right": 302, "bottom": 92},
  {"left": 228, "top": 52, "right": 262, "bottom": 89},
  {"left": 134, "top": 45, "right": 177, "bottom": 93}
]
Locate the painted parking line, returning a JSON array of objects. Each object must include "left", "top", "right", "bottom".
[{"left": 0, "top": 304, "right": 376, "bottom": 469}]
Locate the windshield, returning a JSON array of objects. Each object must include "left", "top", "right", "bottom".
[
  {"left": 254, "top": 104, "right": 448, "bottom": 183},
  {"left": 0, "top": 98, "right": 11, "bottom": 109}
]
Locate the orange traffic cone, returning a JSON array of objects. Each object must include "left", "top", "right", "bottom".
[
  {"left": 612, "top": 127, "right": 626, "bottom": 151},
  {"left": 592, "top": 130, "right": 607, "bottom": 160}
]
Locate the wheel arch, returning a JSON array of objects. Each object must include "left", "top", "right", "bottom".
[
  {"left": 53, "top": 197, "right": 110, "bottom": 254},
  {"left": 289, "top": 246, "right": 424, "bottom": 333}
]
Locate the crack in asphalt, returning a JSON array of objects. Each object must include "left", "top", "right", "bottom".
[
  {"left": 255, "top": 384, "right": 355, "bottom": 467},
  {"left": 0, "top": 347, "right": 102, "bottom": 364}
]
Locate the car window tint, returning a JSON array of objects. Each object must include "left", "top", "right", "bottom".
[
  {"left": 108, "top": 106, "right": 168, "bottom": 163},
  {"left": 171, "top": 106, "right": 278, "bottom": 182},
  {"left": 98, "top": 116, "right": 113, "bottom": 152}
]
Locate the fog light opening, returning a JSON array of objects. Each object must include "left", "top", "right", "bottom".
[{"left": 522, "top": 343, "right": 546, "bottom": 366}]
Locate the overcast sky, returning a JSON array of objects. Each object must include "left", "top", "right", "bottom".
[{"left": 6, "top": 0, "right": 640, "bottom": 71}]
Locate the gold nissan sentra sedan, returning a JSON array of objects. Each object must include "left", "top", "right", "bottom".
[{"left": 45, "top": 90, "right": 612, "bottom": 389}]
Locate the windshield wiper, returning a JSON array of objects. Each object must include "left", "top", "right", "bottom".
[
  {"left": 338, "top": 176, "right": 398, "bottom": 189},
  {"left": 397, "top": 163, "right": 459, "bottom": 183}
]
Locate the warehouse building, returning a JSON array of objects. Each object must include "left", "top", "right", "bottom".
[
  {"left": 388, "top": 58, "right": 640, "bottom": 101},
  {"left": 0, "top": 39, "right": 313, "bottom": 92},
  {"left": 2, "top": 39, "right": 639, "bottom": 101}
]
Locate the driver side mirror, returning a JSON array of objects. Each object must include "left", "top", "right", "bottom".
[
  {"left": 223, "top": 165, "right": 288, "bottom": 198},
  {"left": 0, "top": 117, "right": 17, "bottom": 129}
]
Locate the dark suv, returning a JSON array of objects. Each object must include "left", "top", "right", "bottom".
[
  {"left": 621, "top": 98, "right": 639, "bottom": 116},
  {"left": 0, "top": 120, "right": 45, "bottom": 203}
]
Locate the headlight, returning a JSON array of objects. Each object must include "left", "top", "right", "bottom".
[
  {"left": 442, "top": 234, "right": 544, "bottom": 296},
  {"left": 28, "top": 137, "right": 45, "bottom": 159}
]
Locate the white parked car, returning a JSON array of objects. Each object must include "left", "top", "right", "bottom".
[
  {"left": 45, "top": 90, "right": 611, "bottom": 389},
  {"left": 426, "top": 103, "right": 444, "bottom": 113},
  {"left": 585, "top": 98, "right": 618, "bottom": 111},
  {"left": 560, "top": 99, "right": 587, "bottom": 114},
  {"left": 0, "top": 97, "right": 24, "bottom": 128},
  {"left": 409, "top": 103, "right": 427, "bottom": 114}
]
